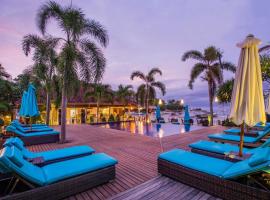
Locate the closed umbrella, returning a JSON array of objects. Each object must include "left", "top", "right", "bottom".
[
  {"left": 184, "top": 105, "right": 190, "bottom": 124},
  {"left": 25, "top": 84, "right": 40, "bottom": 127},
  {"left": 156, "top": 105, "right": 161, "bottom": 122},
  {"left": 19, "top": 91, "right": 28, "bottom": 117},
  {"left": 229, "top": 34, "right": 266, "bottom": 156}
]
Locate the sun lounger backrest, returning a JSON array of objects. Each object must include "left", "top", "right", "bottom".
[
  {"left": 0, "top": 146, "right": 46, "bottom": 186},
  {"left": 6, "top": 125, "right": 26, "bottom": 136},
  {"left": 223, "top": 147, "right": 270, "bottom": 179}
]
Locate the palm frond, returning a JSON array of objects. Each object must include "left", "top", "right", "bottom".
[
  {"left": 130, "top": 71, "right": 146, "bottom": 81},
  {"left": 188, "top": 63, "right": 207, "bottom": 89},
  {"left": 182, "top": 50, "right": 203, "bottom": 61},
  {"left": 84, "top": 19, "right": 109, "bottom": 47},
  {"left": 151, "top": 81, "right": 166, "bottom": 96},
  {"left": 148, "top": 67, "right": 162, "bottom": 78},
  {"left": 259, "top": 45, "right": 270, "bottom": 53},
  {"left": 220, "top": 61, "right": 236, "bottom": 73},
  {"left": 37, "top": 1, "right": 63, "bottom": 35},
  {"left": 80, "top": 39, "right": 106, "bottom": 83}
]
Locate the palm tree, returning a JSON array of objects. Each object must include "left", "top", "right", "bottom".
[
  {"left": 0, "top": 64, "right": 11, "bottom": 80},
  {"left": 22, "top": 35, "right": 59, "bottom": 125},
  {"left": 85, "top": 84, "right": 113, "bottom": 122},
  {"left": 131, "top": 68, "right": 166, "bottom": 122},
  {"left": 216, "top": 79, "right": 234, "bottom": 104},
  {"left": 182, "top": 46, "right": 235, "bottom": 125},
  {"left": 37, "top": 1, "right": 108, "bottom": 142},
  {"left": 116, "top": 84, "right": 134, "bottom": 107}
]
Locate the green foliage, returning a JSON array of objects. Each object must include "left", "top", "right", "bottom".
[
  {"left": 216, "top": 79, "right": 234, "bottom": 103},
  {"left": 115, "top": 114, "right": 120, "bottom": 122},
  {"left": 101, "top": 117, "right": 107, "bottom": 122},
  {"left": 89, "top": 116, "right": 94, "bottom": 123},
  {"left": 108, "top": 114, "right": 115, "bottom": 122},
  {"left": 222, "top": 118, "right": 237, "bottom": 127},
  {"left": 116, "top": 84, "right": 134, "bottom": 105},
  {"left": 165, "top": 99, "right": 184, "bottom": 111},
  {"left": 260, "top": 54, "right": 270, "bottom": 83}
]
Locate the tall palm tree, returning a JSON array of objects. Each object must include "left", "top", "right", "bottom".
[
  {"left": 85, "top": 84, "right": 112, "bottom": 122},
  {"left": 131, "top": 68, "right": 166, "bottom": 122},
  {"left": 37, "top": 1, "right": 108, "bottom": 142},
  {"left": 22, "top": 35, "right": 59, "bottom": 125},
  {"left": 182, "top": 46, "right": 236, "bottom": 125}
]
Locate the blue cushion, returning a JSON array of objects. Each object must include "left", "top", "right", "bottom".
[
  {"left": 158, "top": 149, "right": 233, "bottom": 177},
  {"left": 208, "top": 133, "right": 258, "bottom": 143},
  {"left": 35, "top": 145, "right": 95, "bottom": 162},
  {"left": 3, "top": 138, "right": 15, "bottom": 147},
  {"left": 189, "top": 140, "right": 251, "bottom": 155},
  {"left": 248, "top": 148, "right": 270, "bottom": 167},
  {"left": 42, "top": 153, "right": 118, "bottom": 184},
  {"left": 6, "top": 126, "right": 60, "bottom": 137},
  {"left": 7, "top": 146, "right": 24, "bottom": 167},
  {"left": 0, "top": 146, "right": 47, "bottom": 185},
  {"left": 223, "top": 147, "right": 270, "bottom": 179},
  {"left": 224, "top": 128, "right": 240, "bottom": 134}
]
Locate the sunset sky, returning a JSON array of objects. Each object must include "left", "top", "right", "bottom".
[{"left": 1, "top": 0, "right": 270, "bottom": 108}]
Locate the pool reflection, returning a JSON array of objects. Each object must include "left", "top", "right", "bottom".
[{"left": 98, "top": 121, "right": 202, "bottom": 137}]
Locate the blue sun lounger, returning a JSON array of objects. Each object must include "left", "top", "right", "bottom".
[
  {"left": 11, "top": 122, "right": 53, "bottom": 132},
  {"left": 189, "top": 138, "right": 270, "bottom": 160},
  {"left": 0, "top": 145, "right": 117, "bottom": 199},
  {"left": 13, "top": 119, "right": 48, "bottom": 127},
  {"left": 208, "top": 128, "right": 270, "bottom": 147},
  {"left": 158, "top": 147, "right": 270, "bottom": 199},
  {"left": 5, "top": 125, "right": 60, "bottom": 145},
  {"left": 2, "top": 138, "right": 95, "bottom": 168}
]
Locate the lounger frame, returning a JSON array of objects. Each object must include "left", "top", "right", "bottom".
[
  {"left": 0, "top": 165, "right": 115, "bottom": 200},
  {"left": 158, "top": 158, "right": 270, "bottom": 200}
]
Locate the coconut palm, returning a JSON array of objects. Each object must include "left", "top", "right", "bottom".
[
  {"left": 131, "top": 68, "right": 166, "bottom": 122},
  {"left": 216, "top": 79, "right": 234, "bottom": 104},
  {"left": 85, "top": 84, "right": 113, "bottom": 122},
  {"left": 116, "top": 84, "right": 134, "bottom": 106},
  {"left": 22, "top": 34, "right": 59, "bottom": 125},
  {"left": 37, "top": 1, "right": 108, "bottom": 142},
  {"left": 182, "top": 46, "right": 235, "bottom": 125}
]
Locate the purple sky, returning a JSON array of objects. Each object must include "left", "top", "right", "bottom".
[{"left": 1, "top": 0, "right": 270, "bottom": 108}]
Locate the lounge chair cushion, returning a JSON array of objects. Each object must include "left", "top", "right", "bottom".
[
  {"left": 189, "top": 140, "right": 251, "bottom": 155},
  {"left": 0, "top": 146, "right": 47, "bottom": 185},
  {"left": 248, "top": 147, "right": 270, "bottom": 167},
  {"left": 224, "top": 129, "right": 240, "bottom": 134},
  {"left": 7, "top": 146, "right": 24, "bottom": 167},
  {"left": 6, "top": 125, "right": 59, "bottom": 137},
  {"left": 42, "top": 153, "right": 118, "bottom": 184},
  {"left": 33, "top": 145, "right": 95, "bottom": 162},
  {"left": 208, "top": 133, "right": 259, "bottom": 143},
  {"left": 158, "top": 149, "right": 233, "bottom": 177}
]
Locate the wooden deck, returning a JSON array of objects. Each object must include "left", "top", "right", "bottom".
[
  {"left": 28, "top": 124, "right": 226, "bottom": 200},
  {"left": 109, "top": 176, "right": 221, "bottom": 200}
]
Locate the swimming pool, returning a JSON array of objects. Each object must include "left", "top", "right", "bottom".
[{"left": 96, "top": 121, "right": 203, "bottom": 137}]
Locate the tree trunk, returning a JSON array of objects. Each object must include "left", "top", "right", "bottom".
[
  {"left": 208, "top": 81, "right": 214, "bottom": 126},
  {"left": 96, "top": 100, "right": 100, "bottom": 123},
  {"left": 60, "top": 85, "right": 67, "bottom": 143},
  {"left": 146, "top": 85, "right": 150, "bottom": 123},
  {"left": 45, "top": 92, "right": 51, "bottom": 125}
]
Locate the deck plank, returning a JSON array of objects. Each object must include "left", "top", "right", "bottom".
[{"left": 27, "top": 124, "right": 225, "bottom": 200}]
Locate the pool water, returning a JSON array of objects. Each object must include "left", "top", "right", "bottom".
[{"left": 97, "top": 121, "right": 203, "bottom": 137}]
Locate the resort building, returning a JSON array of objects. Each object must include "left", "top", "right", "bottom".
[{"left": 46, "top": 102, "right": 137, "bottom": 125}]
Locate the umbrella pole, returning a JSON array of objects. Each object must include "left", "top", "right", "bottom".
[{"left": 239, "top": 122, "right": 244, "bottom": 157}]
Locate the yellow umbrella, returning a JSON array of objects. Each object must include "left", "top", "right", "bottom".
[{"left": 229, "top": 34, "right": 266, "bottom": 156}]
